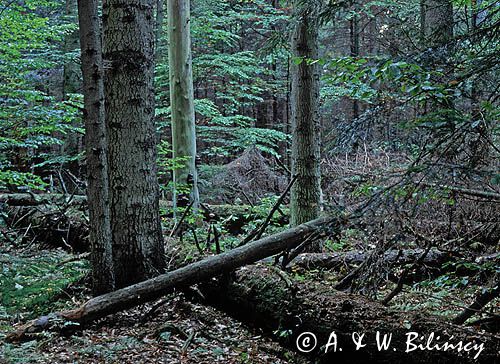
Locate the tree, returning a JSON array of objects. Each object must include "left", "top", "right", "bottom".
[
  {"left": 289, "top": 0, "right": 322, "bottom": 231},
  {"left": 421, "top": 0, "right": 454, "bottom": 47},
  {"left": 167, "top": 0, "right": 200, "bottom": 212},
  {"left": 77, "top": 0, "right": 114, "bottom": 294},
  {"left": 103, "top": 0, "right": 165, "bottom": 287}
]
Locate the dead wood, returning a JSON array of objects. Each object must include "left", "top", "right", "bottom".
[
  {"left": 5, "top": 215, "right": 343, "bottom": 342},
  {"left": 198, "top": 265, "right": 500, "bottom": 364},
  {"left": 289, "top": 248, "right": 453, "bottom": 270}
]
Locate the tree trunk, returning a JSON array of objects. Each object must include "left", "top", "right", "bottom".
[
  {"left": 167, "top": 0, "right": 200, "bottom": 213},
  {"left": 290, "top": 0, "right": 322, "bottom": 235},
  {"left": 421, "top": 0, "right": 453, "bottom": 47},
  {"left": 103, "top": 0, "right": 165, "bottom": 287},
  {"left": 77, "top": 0, "right": 114, "bottom": 294}
]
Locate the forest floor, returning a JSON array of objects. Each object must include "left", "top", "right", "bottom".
[
  {"left": 0, "top": 243, "right": 494, "bottom": 363},
  {"left": 0, "top": 247, "right": 307, "bottom": 364}
]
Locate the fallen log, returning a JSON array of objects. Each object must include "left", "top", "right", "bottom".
[
  {"left": 6, "top": 215, "right": 343, "bottom": 342},
  {"left": 288, "top": 249, "right": 453, "bottom": 271},
  {"left": 0, "top": 193, "right": 273, "bottom": 249},
  {"left": 198, "top": 265, "right": 500, "bottom": 364},
  {"left": 0, "top": 193, "right": 87, "bottom": 207}
]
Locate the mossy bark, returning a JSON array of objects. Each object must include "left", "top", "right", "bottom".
[{"left": 167, "top": 0, "right": 200, "bottom": 213}]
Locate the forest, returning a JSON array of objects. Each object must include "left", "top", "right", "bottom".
[{"left": 0, "top": 0, "right": 499, "bottom": 363}]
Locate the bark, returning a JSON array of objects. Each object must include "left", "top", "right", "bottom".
[
  {"left": 199, "top": 265, "right": 499, "bottom": 364},
  {"left": 6, "top": 216, "right": 344, "bottom": 342},
  {"left": 422, "top": 0, "right": 454, "bottom": 47},
  {"left": 290, "top": 0, "right": 322, "bottom": 233},
  {"left": 155, "top": 0, "right": 164, "bottom": 57},
  {"left": 167, "top": 0, "right": 200, "bottom": 212},
  {"left": 77, "top": 0, "right": 114, "bottom": 294},
  {"left": 103, "top": 0, "right": 165, "bottom": 287}
]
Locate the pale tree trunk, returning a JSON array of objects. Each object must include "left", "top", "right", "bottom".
[
  {"left": 290, "top": 0, "right": 322, "bottom": 235},
  {"left": 103, "top": 0, "right": 165, "bottom": 288},
  {"left": 167, "top": 0, "right": 200, "bottom": 213},
  {"left": 77, "top": 0, "right": 114, "bottom": 294}
]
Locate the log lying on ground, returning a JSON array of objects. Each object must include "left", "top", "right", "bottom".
[
  {"left": 198, "top": 265, "right": 499, "bottom": 364},
  {"left": 0, "top": 193, "right": 87, "bottom": 207},
  {"left": 0, "top": 193, "right": 268, "bottom": 249},
  {"left": 6, "top": 216, "right": 343, "bottom": 342},
  {"left": 289, "top": 248, "right": 453, "bottom": 270}
]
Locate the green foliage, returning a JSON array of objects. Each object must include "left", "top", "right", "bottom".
[
  {"left": 0, "top": 251, "right": 88, "bottom": 318},
  {"left": 0, "top": 0, "right": 82, "bottom": 191},
  {"left": 155, "top": 0, "right": 290, "bottom": 161}
]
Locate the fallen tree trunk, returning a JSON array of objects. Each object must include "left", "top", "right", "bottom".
[
  {"left": 0, "top": 193, "right": 271, "bottom": 249},
  {"left": 288, "top": 249, "right": 453, "bottom": 270},
  {"left": 0, "top": 193, "right": 88, "bottom": 207},
  {"left": 6, "top": 215, "right": 343, "bottom": 342},
  {"left": 198, "top": 265, "right": 499, "bottom": 364}
]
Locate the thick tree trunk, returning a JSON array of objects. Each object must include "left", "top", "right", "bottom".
[
  {"left": 422, "top": 0, "right": 454, "bottom": 47},
  {"left": 167, "top": 0, "right": 200, "bottom": 212},
  {"left": 290, "top": 0, "right": 322, "bottom": 234},
  {"left": 77, "top": 0, "right": 114, "bottom": 294},
  {"left": 103, "top": 0, "right": 165, "bottom": 287},
  {"left": 199, "top": 265, "right": 498, "bottom": 364}
]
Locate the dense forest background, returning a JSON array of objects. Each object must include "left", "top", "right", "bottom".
[{"left": 0, "top": 0, "right": 499, "bottom": 363}]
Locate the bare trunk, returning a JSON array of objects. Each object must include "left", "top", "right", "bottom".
[
  {"left": 290, "top": 0, "right": 322, "bottom": 236},
  {"left": 103, "top": 0, "right": 165, "bottom": 287},
  {"left": 422, "top": 0, "right": 453, "bottom": 47},
  {"left": 77, "top": 0, "right": 114, "bottom": 294},
  {"left": 167, "top": 0, "right": 200, "bottom": 213}
]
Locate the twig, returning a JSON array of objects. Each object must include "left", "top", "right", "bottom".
[
  {"left": 268, "top": 265, "right": 294, "bottom": 289},
  {"left": 140, "top": 298, "right": 169, "bottom": 323},
  {"left": 169, "top": 200, "right": 194, "bottom": 238},
  {"left": 213, "top": 224, "right": 221, "bottom": 254},
  {"left": 281, "top": 231, "right": 322, "bottom": 269},
  {"left": 181, "top": 330, "right": 196, "bottom": 355},
  {"left": 239, "top": 175, "right": 297, "bottom": 247},
  {"left": 190, "top": 227, "right": 203, "bottom": 254},
  {"left": 452, "top": 277, "right": 500, "bottom": 325},
  {"left": 55, "top": 253, "right": 90, "bottom": 267},
  {"left": 382, "top": 245, "right": 432, "bottom": 305}
]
